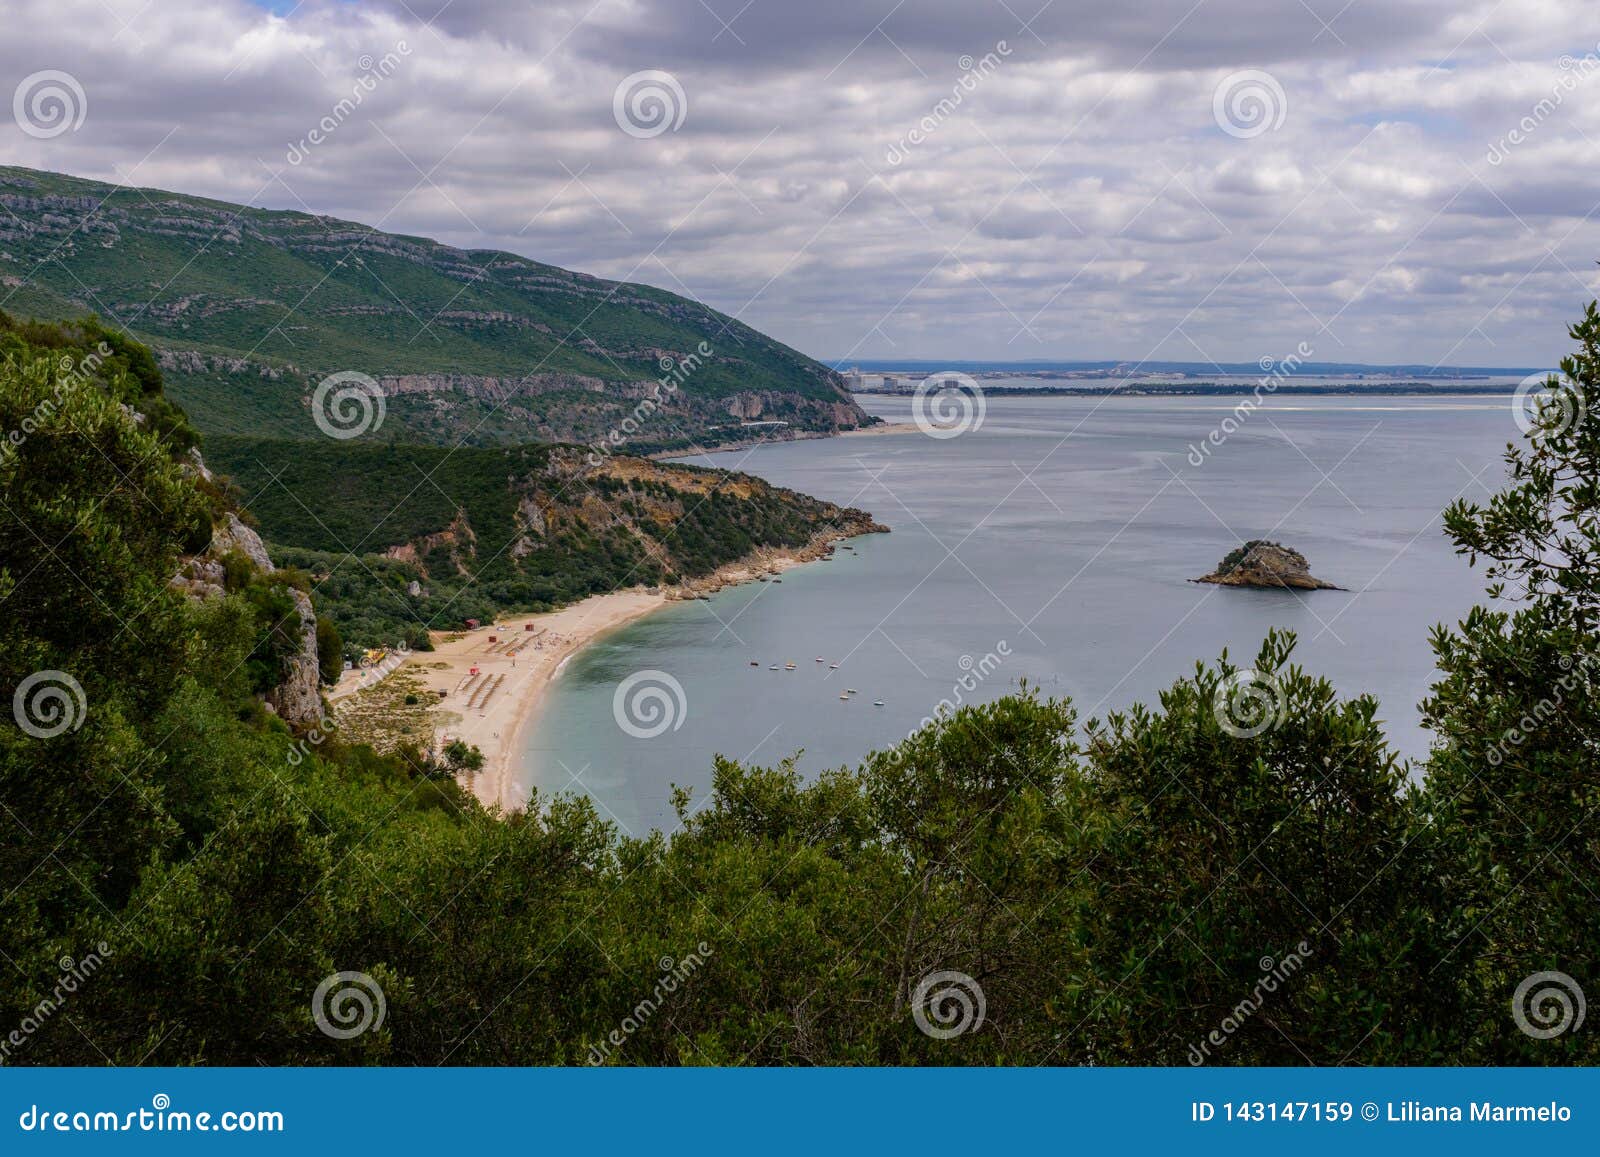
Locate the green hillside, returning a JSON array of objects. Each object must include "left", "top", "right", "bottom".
[
  {"left": 204, "top": 435, "right": 882, "bottom": 651},
  {"left": 0, "top": 165, "right": 869, "bottom": 449}
]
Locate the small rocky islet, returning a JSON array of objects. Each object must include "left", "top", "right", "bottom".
[{"left": 1192, "top": 540, "right": 1344, "bottom": 591}]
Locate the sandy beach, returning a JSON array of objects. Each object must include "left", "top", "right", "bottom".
[
  {"left": 327, "top": 589, "right": 665, "bottom": 810},
  {"left": 839, "top": 420, "right": 920, "bottom": 437},
  {"left": 412, "top": 590, "right": 667, "bottom": 811},
  {"left": 327, "top": 522, "right": 883, "bottom": 813}
]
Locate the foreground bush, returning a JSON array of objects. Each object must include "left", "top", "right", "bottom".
[{"left": 1, "top": 309, "right": 1596, "bottom": 1064}]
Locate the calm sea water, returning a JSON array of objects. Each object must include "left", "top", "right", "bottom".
[{"left": 520, "top": 394, "right": 1518, "bottom": 834}]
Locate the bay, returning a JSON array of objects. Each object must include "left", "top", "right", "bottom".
[{"left": 520, "top": 393, "right": 1518, "bottom": 834}]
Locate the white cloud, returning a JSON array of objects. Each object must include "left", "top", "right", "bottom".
[{"left": 1, "top": 0, "right": 1598, "bottom": 364}]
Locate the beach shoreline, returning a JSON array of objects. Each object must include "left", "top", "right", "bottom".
[
  {"left": 838, "top": 420, "right": 920, "bottom": 437},
  {"left": 335, "top": 523, "right": 886, "bottom": 813},
  {"left": 435, "top": 590, "right": 670, "bottom": 812}
]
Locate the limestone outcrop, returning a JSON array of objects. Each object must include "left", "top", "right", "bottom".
[
  {"left": 266, "top": 589, "right": 323, "bottom": 726},
  {"left": 168, "top": 456, "right": 326, "bottom": 727}
]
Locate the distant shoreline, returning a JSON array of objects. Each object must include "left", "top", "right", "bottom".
[{"left": 853, "top": 384, "right": 1523, "bottom": 399}]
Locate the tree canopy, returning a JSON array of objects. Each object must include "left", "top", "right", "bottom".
[{"left": 0, "top": 308, "right": 1595, "bottom": 1065}]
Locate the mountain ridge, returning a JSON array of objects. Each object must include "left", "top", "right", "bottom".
[{"left": 0, "top": 164, "right": 870, "bottom": 450}]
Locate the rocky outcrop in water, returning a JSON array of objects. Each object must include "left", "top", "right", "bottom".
[{"left": 1194, "top": 541, "right": 1343, "bottom": 591}]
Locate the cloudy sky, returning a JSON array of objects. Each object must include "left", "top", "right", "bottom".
[{"left": 3, "top": 0, "right": 1598, "bottom": 365}]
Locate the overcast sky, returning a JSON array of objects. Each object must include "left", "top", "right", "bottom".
[{"left": 3, "top": 0, "right": 1598, "bottom": 366}]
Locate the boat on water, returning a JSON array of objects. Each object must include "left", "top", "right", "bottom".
[
  {"left": 749, "top": 661, "right": 760, "bottom": 667},
  {"left": 829, "top": 663, "right": 840, "bottom": 669},
  {"left": 839, "top": 693, "right": 850, "bottom": 700},
  {"left": 815, "top": 657, "right": 825, "bottom": 662},
  {"left": 785, "top": 662, "right": 797, "bottom": 670},
  {"left": 873, "top": 700, "right": 885, "bottom": 707},
  {"left": 845, "top": 688, "right": 857, "bottom": 695},
  {"left": 769, "top": 664, "right": 780, "bottom": 671}
]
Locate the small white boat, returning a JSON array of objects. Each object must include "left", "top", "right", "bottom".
[
  {"left": 815, "top": 657, "right": 825, "bottom": 663},
  {"left": 829, "top": 663, "right": 840, "bottom": 669},
  {"left": 873, "top": 700, "right": 885, "bottom": 707},
  {"left": 845, "top": 688, "right": 857, "bottom": 695},
  {"left": 785, "top": 662, "right": 797, "bottom": 670},
  {"left": 839, "top": 693, "right": 850, "bottom": 700},
  {"left": 769, "top": 664, "right": 779, "bottom": 671}
]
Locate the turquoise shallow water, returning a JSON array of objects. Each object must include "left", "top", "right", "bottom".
[{"left": 520, "top": 393, "right": 1518, "bottom": 834}]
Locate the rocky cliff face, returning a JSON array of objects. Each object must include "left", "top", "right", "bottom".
[
  {"left": 169, "top": 459, "right": 326, "bottom": 727},
  {"left": 361, "top": 372, "right": 872, "bottom": 447},
  {"left": 1194, "top": 542, "right": 1343, "bottom": 591},
  {"left": 212, "top": 513, "right": 274, "bottom": 571},
  {"left": 170, "top": 511, "right": 274, "bottom": 596},
  {"left": 267, "top": 589, "right": 323, "bottom": 726}
]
